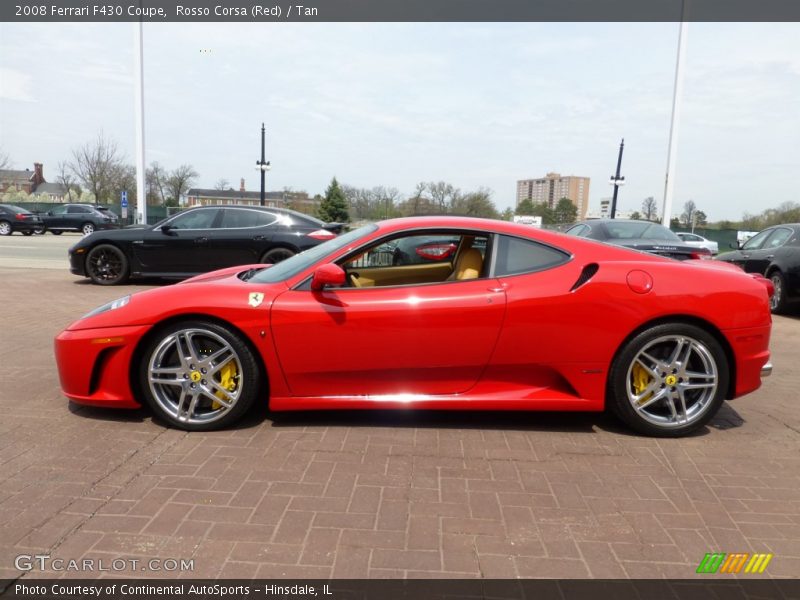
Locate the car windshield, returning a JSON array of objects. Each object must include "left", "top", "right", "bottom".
[
  {"left": 249, "top": 224, "right": 378, "bottom": 283},
  {"left": 605, "top": 222, "right": 681, "bottom": 241}
]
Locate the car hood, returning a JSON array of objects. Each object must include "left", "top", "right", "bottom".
[{"left": 65, "top": 265, "right": 289, "bottom": 332}]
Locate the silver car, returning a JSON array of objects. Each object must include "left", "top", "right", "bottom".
[{"left": 676, "top": 232, "right": 718, "bottom": 255}]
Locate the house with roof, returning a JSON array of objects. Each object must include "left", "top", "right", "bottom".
[
  {"left": 187, "top": 179, "right": 317, "bottom": 213},
  {"left": 0, "top": 162, "right": 69, "bottom": 201}
]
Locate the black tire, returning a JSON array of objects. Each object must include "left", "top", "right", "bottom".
[
  {"left": 81, "top": 222, "right": 95, "bottom": 235},
  {"left": 85, "top": 244, "right": 129, "bottom": 285},
  {"left": 0, "top": 220, "right": 12, "bottom": 236},
  {"left": 260, "top": 247, "right": 296, "bottom": 264},
  {"left": 608, "top": 323, "right": 729, "bottom": 437},
  {"left": 50, "top": 230, "right": 62, "bottom": 235},
  {"left": 138, "top": 320, "right": 260, "bottom": 431},
  {"left": 22, "top": 230, "right": 33, "bottom": 236},
  {"left": 33, "top": 224, "right": 46, "bottom": 234},
  {"left": 768, "top": 270, "right": 788, "bottom": 315}
]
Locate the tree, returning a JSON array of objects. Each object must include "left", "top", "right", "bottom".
[
  {"left": 146, "top": 161, "right": 167, "bottom": 205},
  {"left": 642, "top": 196, "right": 658, "bottom": 221},
  {"left": 680, "top": 200, "right": 698, "bottom": 228},
  {"left": 427, "top": 181, "right": 460, "bottom": 214},
  {"left": 530, "top": 202, "right": 555, "bottom": 225},
  {"left": 501, "top": 207, "right": 514, "bottom": 221},
  {"left": 629, "top": 211, "right": 642, "bottom": 221},
  {"left": 69, "top": 132, "right": 125, "bottom": 204},
  {"left": 0, "top": 150, "right": 10, "bottom": 170},
  {"left": 553, "top": 197, "right": 578, "bottom": 225},
  {"left": 515, "top": 198, "right": 536, "bottom": 215},
  {"left": 450, "top": 187, "right": 498, "bottom": 219},
  {"left": 694, "top": 210, "right": 708, "bottom": 227},
  {"left": 165, "top": 164, "right": 198, "bottom": 204},
  {"left": 214, "top": 178, "right": 230, "bottom": 191},
  {"left": 317, "top": 177, "right": 350, "bottom": 222},
  {"left": 56, "top": 161, "right": 78, "bottom": 202}
]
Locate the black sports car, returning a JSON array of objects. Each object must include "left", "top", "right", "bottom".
[
  {"left": 716, "top": 223, "right": 800, "bottom": 314},
  {"left": 565, "top": 219, "right": 712, "bottom": 261},
  {"left": 0, "top": 204, "right": 44, "bottom": 236},
  {"left": 39, "top": 203, "right": 120, "bottom": 235},
  {"left": 69, "top": 205, "right": 343, "bottom": 285}
]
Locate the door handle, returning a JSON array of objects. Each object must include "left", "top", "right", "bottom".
[
  {"left": 487, "top": 286, "right": 504, "bottom": 293},
  {"left": 741, "top": 254, "right": 750, "bottom": 259},
  {"left": 766, "top": 255, "right": 775, "bottom": 259},
  {"left": 195, "top": 237, "right": 208, "bottom": 244},
  {"left": 253, "top": 235, "right": 266, "bottom": 241}
]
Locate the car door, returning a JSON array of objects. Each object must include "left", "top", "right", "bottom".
[
  {"left": 211, "top": 208, "right": 278, "bottom": 267},
  {"left": 131, "top": 208, "right": 222, "bottom": 274},
  {"left": 66, "top": 205, "right": 94, "bottom": 230},
  {"left": 748, "top": 227, "right": 793, "bottom": 274},
  {"left": 269, "top": 231, "right": 506, "bottom": 398},
  {"left": 727, "top": 228, "right": 772, "bottom": 270}
]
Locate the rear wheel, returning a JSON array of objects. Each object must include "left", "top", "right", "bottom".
[
  {"left": 260, "top": 247, "right": 296, "bottom": 264},
  {"left": 138, "top": 320, "right": 260, "bottom": 431},
  {"left": 86, "top": 244, "right": 129, "bottom": 285},
  {"left": 769, "top": 271, "right": 788, "bottom": 314},
  {"left": 50, "top": 230, "right": 62, "bottom": 235},
  {"left": 22, "top": 230, "right": 33, "bottom": 236},
  {"left": 608, "top": 323, "right": 728, "bottom": 437},
  {"left": 0, "top": 221, "right": 11, "bottom": 236}
]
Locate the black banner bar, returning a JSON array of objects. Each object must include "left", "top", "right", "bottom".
[
  {"left": 4, "top": 0, "right": 800, "bottom": 23},
  {"left": 2, "top": 579, "right": 800, "bottom": 600}
]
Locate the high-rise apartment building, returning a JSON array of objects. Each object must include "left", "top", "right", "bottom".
[{"left": 516, "top": 172, "right": 590, "bottom": 220}]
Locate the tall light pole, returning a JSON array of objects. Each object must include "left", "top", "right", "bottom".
[
  {"left": 662, "top": 6, "right": 689, "bottom": 227},
  {"left": 255, "top": 123, "right": 270, "bottom": 207},
  {"left": 609, "top": 138, "right": 625, "bottom": 219},
  {"left": 133, "top": 19, "right": 146, "bottom": 224}
]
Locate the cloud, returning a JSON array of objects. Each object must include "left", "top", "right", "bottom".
[{"left": 0, "top": 67, "right": 35, "bottom": 102}]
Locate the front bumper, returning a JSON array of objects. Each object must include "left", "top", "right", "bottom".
[
  {"left": 55, "top": 324, "right": 151, "bottom": 408},
  {"left": 69, "top": 250, "right": 87, "bottom": 276}
]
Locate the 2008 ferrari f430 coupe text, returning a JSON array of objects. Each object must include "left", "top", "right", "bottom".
[{"left": 55, "top": 217, "right": 774, "bottom": 437}]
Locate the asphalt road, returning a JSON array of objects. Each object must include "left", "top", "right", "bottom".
[{"left": 0, "top": 232, "right": 81, "bottom": 270}]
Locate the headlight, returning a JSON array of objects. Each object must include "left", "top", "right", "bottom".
[{"left": 83, "top": 295, "right": 130, "bottom": 318}]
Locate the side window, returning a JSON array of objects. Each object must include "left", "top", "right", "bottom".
[
  {"left": 495, "top": 235, "right": 569, "bottom": 276},
  {"left": 565, "top": 224, "right": 590, "bottom": 237},
  {"left": 342, "top": 232, "right": 489, "bottom": 288},
  {"left": 51, "top": 205, "right": 68, "bottom": 215},
  {"left": 765, "top": 228, "right": 792, "bottom": 249},
  {"left": 168, "top": 209, "right": 220, "bottom": 230},
  {"left": 220, "top": 209, "right": 275, "bottom": 228},
  {"left": 742, "top": 229, "right": 772, "bottom": 251},
  {"left": 67, "top": 205, "right": 89, "bottom": 214}
]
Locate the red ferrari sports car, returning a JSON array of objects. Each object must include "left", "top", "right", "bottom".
[{"left": 55, "top": 216, "right": 774, "bottom": 437}]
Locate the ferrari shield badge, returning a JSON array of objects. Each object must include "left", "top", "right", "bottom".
[{"left": 248, "top": 292, "right": 264, "bottom": 307}]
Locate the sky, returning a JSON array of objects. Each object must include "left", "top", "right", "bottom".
[{"left": 1, "top": 22, "right": 799, "bottom": 221}]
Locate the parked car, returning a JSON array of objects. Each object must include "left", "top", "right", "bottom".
[
  {"left": 38, "top": 203, "right": 119, "bottom": 235},
  {"left": 55, "top": 216, "right": 773, "bottom": 437},
  {"left": 676, "top": 232, "right": 719, "bottom": 255},
  {"left": 68, "top": 205, "right": 343, "bottom": 285},
  {"left": 0, "top": 204, "right": 44, "bottom": 236},
  {"left": 565, "top": 219, "right": 712, "bottom": 260},
  {"left": 716, "top": 223, "right": 800, "bottom": 314}
]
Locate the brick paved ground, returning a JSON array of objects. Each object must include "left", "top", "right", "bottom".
[{"left": 1, "top": 267, "right": 799, "bottom": 580}]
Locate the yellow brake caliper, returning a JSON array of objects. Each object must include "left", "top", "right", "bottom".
[
  {"left": 212, "top": 360, "right": 238, "bottom": 410},
  {"left": 632, "top": 363, "right": 653, "bottom": 405}
]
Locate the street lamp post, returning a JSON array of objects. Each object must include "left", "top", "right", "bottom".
[
  {"left": 609, "top": 138, "right": 625, "bottom": 219},
  {"left": 255, "top": 123, "right": 271, "bottom": 207}
]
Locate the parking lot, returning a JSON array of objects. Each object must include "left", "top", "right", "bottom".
[{"left": 1, "top": 233, "right": 799, "bottom": 580}]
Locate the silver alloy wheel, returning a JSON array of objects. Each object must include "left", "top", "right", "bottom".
[
  {"left": 625, "top": 334, "right": 718, "bottom": 429},
  {"left": 82, "top": 223, "right": 95, "bottom": 235},
  {"left": 0, "top": 221, "right": 11, "bottom": 235},
  {"left": 770, "top": 274, "right": 782, "bottom": 311},
  {"left": 147, "top": 328, "right": 243, "bottom": 425}
]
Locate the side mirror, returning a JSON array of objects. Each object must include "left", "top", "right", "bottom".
[
  {"left": 311, "top": 263, "right": 345, "bottom": 291},
  {"left": 47, "top": 211, "right": 53, "bottom": 216},
  {"left": 729, "top": 241, "right": 741, "bottom": 249},
  {"left": 161, "top": 224, "right": 175, "bottom": 235}
]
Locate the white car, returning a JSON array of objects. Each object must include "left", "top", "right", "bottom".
[{"left": 676, "top": 232, "right": 719, "bottom": 255}]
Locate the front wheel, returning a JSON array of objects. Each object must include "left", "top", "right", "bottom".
[
  {"left": 22, "top": 230, "right": 33, "bottom": 236},
  {"left": 769, "top": 271, "right": 788, "bottom": 315},
  {"left": 50, "top": 230, "right": 62, "bottom": 235},
  {"left": 138, "top": 321, "right": 260, "bottom": 430},
  {"left": 608, "top": 323, "right": 729, "bottom": 437},
  {"left": 260, "top": 247, "right": 296, "bottom": 264},
  {"left": 85, "top": 244, "right": 129, "bottom": 285},
  {"left": 81, "top": 222, "right": 95, "bottom": 235}
]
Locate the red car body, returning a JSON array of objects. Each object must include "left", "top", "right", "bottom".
[{"left": 55, "top": 217, "right": 772, "bottom": 430}]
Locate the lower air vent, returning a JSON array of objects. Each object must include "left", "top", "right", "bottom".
[{"left": 570, "top": 263, "right": 599, "bottom": 291}]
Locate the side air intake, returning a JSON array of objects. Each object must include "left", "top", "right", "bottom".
[{"left": 570, "top": 263, "right": 599, "bottom": 292}]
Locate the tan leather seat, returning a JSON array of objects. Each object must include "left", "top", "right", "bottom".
[{"left": 451, "top": 248, "right": 483, "bottom": 280}]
